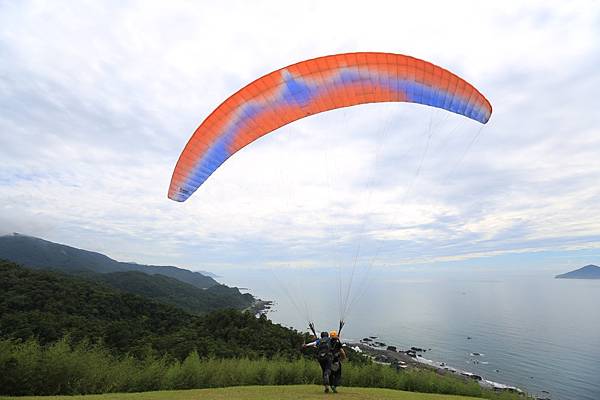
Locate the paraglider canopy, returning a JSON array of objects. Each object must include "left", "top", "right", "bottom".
[{"left": 168, "top": 52, "right": 492, "bottom": 202}]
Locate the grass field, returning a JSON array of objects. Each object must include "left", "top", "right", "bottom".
[{"left": 0, "top": 385, "right": 486, "bottom": 400}]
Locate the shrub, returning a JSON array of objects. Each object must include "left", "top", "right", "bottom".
[{"left": 0, "top": 337, "right": 526, "bottom": 399}]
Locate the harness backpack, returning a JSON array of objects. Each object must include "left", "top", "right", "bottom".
[
  {"left": 317, "top": 337, "right": 332, "bottom": 362},
  {"left": 330, "top": 338, "right": 342, "bottom": 361}
]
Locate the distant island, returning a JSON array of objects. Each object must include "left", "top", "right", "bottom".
[{"left": 555, "top": 264, "right": 600, "bottom": 279}]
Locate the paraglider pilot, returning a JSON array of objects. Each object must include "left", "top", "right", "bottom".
[
  {"left": 303, "top": 330, "right": 346, "bottom": 393},
  {"left": 329, "top": 330, "right": 346, "bottom": 391},
  {"left": 304, "top": 331, "right": 333, "bottom": 393}
]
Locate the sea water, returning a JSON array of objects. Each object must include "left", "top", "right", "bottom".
[{"left": 221, "top": 267, "right": 600, "bottom": 400}]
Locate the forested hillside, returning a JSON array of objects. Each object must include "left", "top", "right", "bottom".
[
  {"left": 0, "top": 234, "right": 216, "bottom": 288},
  {"left": 74, "top": 270, "right": 253, "bottom": 314},
  {"left": 0, "top": 233, "right": 254, "bottom": 314},
  {"left": 0, "top": 261, "right": 303, "bottom": 360}
]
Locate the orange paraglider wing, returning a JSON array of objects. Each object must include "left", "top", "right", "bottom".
[{"left": 169, "top": 52, "right": 492, "bottom": 202}]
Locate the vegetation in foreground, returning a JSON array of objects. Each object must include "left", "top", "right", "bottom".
[
  {"left": 0, "top": 338, "right": 524, "bottom": 399},
  {"left": 0, "top": 260, "right": 527, "bottom": 399}
]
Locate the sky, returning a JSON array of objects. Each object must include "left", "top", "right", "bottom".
[{"left": 1, "top": 0, "right": 599, "bottom": 275}]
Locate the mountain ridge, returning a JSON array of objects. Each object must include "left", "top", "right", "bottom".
[
  {"left": 73, "top": 269, "right": 253, "bottom": 314},
  {"left": 0, "top": 233, "right": 217, "bottom": 288},
  {"left": 0, "top": 233, "right": 254, "bottom": 314}
]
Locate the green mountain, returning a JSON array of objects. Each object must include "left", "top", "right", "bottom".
[
  {"left": 78, "top": 270, "right": 253, "bottom": 314},
  {"left": 0, "top": 233, "right": 216, "bottom": 288},
  {"left": 555, "top": 264, "right": 600, "bottom": 279},
  {"left": 0, "top": 233, "right": 253, "bottom": 314},
  {"left": 0, "top": 260, "right": 303, "bottom": 360}
]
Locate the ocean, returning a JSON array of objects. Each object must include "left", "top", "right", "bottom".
[{"left": 221, "top": 267, "right": 600, "bottom": 400}]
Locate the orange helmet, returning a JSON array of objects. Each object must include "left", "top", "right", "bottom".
[{"left": 329, "top": 330, "right": 338, "bottom": 338}]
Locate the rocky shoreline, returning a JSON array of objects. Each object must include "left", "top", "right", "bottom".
[
  {"left": 346, "top": 339, "right": 528, "bottom": 396},
  {"left": 249, "top": 304, "right": 545, "bottom": 399},
  {"left": 245, "top": 298, "right": 273, "bottom": 315}
]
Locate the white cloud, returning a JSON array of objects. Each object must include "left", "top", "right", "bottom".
[{"left": 1, "top": 0, "right": 599, "bottom": 271}]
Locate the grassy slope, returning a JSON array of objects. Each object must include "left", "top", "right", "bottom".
[{"left": 0, "top": 385, "right": 484, "bottom": 400}]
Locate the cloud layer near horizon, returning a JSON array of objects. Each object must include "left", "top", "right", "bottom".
[{"left": 1, "top": 0, "right": 599, "bottom": 271}]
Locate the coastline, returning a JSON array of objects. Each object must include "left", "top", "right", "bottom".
[
  {"left": 244, "top": 298, "right": 274, "bottom": 316},
  {"left": 252, "top": 302, "right": 529, "bottom": 396},
  {"left": 346, "top": 340, "right": 527, "bottom": 397},
  {"left": 253, "top": 302, "right": 553, "bottom": 399}
]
